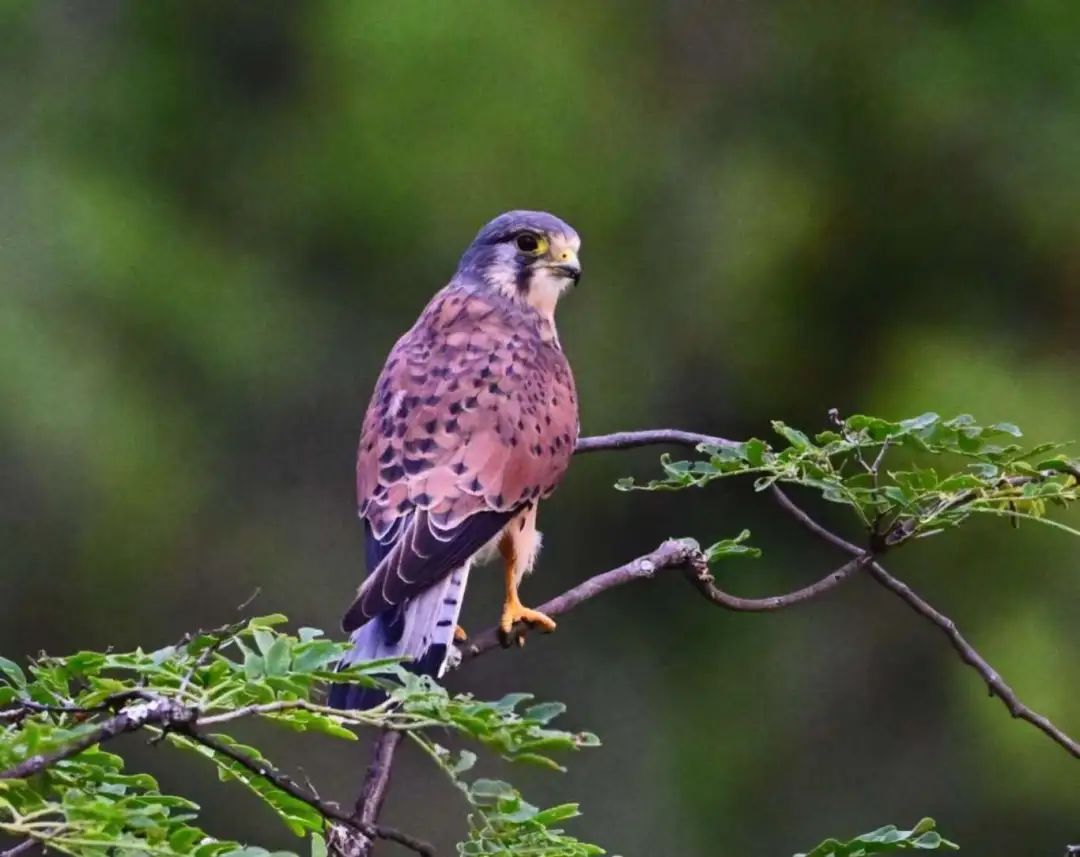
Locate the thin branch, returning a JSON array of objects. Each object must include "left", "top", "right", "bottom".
[
  {"left": 769, "top": 485, "right": 864, "bottom": 555},
  {"left": 0, "top": 839, "right": 39, "bottom": 857},
  {"left": 6, "top": 423, "right": 1073, "bottom": 857},
  {"left": 769, "top": 485, "right": 1080, "bottom": 759},
  {"left": 181, "top": 728, "right": 431, "bottom": 856},
  {"left": 332, "top": 731, "right": 404, "bottom": 857},
  {"left": 574, "top": 428, "right": 737, "bottom": 454},
  {"left": 354, "top": 730, "right": 402, "bottom": 825},
  {"left": 461, "top": 538, "right": 865, "bottom": 662},
  {"left": 864, "top": 561, "right": 1080, "bottom": 759},
  {"left": 337, "top": 730, "right": 405, "bottom": 857},
  {"left": 195, "top": 699, "right": 434, "bottom": 733},
  {"left": 579, "top": 429, "right": 1079, "bottom": 760},
  {"left": 688, "top": 553, "right": 872, "bottom": 610},
  {"left": 0, "top": 695, "right": 434, "bottom": 854},
  {"left": 0, "top": 696, "right": 193, "bottom": 781}
]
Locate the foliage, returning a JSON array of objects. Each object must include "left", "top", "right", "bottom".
[
  {"left": 0, "top": 613, "right": 959, "bottom": 857},
  {"left": 618, "top": 413, "right": 1080, "bottom": 550},
  {"left": 7, "top": 411, "right": 1076, "bottom": 853},
  {"left": 795, "top": 818, "right": 957, "bottom": 857},
  {"left": 5, "top": 5, "right": 1080, "bottom": 851},
  {"left": 0, "top": 616, "right": 601, "bottom": 856}
]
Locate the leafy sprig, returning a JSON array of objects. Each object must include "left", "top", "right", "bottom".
[
  {"left": 618, "top": 412, "right": 1079, "bottom": 549},
  {"left": 796, "top": 818, "right": 958, "bottom": 856},
  {"left": 1, "top": 616, "right": 603, "bottom": 856}
]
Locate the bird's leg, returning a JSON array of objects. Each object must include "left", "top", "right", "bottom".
[{"left": 497, "top": 527, "right": 556, "bottom": 648}]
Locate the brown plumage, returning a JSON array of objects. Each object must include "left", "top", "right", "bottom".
[{"left": 331, "top": 211, "right": 581, "bottom": 709}]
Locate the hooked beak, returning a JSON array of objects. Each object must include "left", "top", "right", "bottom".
[{"left": 548, "top": 249, "right": 581, "bottom": 285}]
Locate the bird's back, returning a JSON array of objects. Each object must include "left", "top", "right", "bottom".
[{"left": 357, "top": 283, "right": 579, "bottom": 547}]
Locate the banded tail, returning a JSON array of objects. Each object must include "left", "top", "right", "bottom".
[{"left": 328, "top": 562, "right": 471, "bottom": 709}]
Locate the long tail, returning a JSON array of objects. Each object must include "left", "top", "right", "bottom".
[{"left": 328, "top": 562, "right": 471, "bottom": 709}]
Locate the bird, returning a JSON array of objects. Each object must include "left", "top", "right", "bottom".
[{"left": 329, "top": 210, "right": 581, "bottom": 709}]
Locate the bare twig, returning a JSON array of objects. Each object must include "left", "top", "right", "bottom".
[
  {"left": 0, "top": 839, "right": 39, "bottom": 857},
  {"left": 864, "top": 562, "right": 1080, "bottom": 758},
  {"left": 687, "top": 552, "right": 873, "bottom": 610},
  {"left": 574, "top": 428, "right": 737, "bottom": 454},
  {"left": 461, "top": 538, "right": 866, "bottom": 661},
  {"left": 768, "top": 485, "right": 862, "bottom": 555},
  {"left": 332, "top": 731, "right": 404, "bottom": 857},
  {"left": 237, "top": 587, "right": 263, "bottom": 612},
  {"left": 183, "top": 728, "right": 432, "bottom": 856},
  {"left": 354, "top": 730, "right": 402, "bottom": 825},
  {"left": 336, "top": 730, "right": 405, "bottom": 857},
  {"left": 769, "top": 485, "right": 1080, "bottom": 759}
]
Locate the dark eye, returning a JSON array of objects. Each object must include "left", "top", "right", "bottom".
[{"left": 515, "top": 233, "right": 540, "bottom": 253}]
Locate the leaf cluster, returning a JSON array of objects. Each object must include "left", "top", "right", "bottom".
[
  {"left": 1, "top": 616, "right": 604, "bottom": 857},
  {"left": 796, "top": 818, "right": 957, "bottom": 856},
  {"left": 619, "top": 413, "right": 1080, "bottom": 551}
]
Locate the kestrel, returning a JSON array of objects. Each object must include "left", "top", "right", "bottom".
[{"left": 330, "top": 211, "right": 581, "bottom": 709}]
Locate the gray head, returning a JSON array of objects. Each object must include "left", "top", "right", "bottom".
[{"left": 454, "top": 210, "right": 581, "bottom": 320}]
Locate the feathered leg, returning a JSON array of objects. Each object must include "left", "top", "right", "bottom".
[{"left": 497, "top": 505, "right": 556, "bottom": 647}]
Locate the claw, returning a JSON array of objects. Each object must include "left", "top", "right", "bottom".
[{"left": 498, "top": 603, "right": 556, "bottom": 648}]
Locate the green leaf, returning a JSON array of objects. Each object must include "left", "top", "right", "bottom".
[
  {"left": 773, "top": 421, "right": 812, "bottom": 449},
  {"left": 705, "top": 529, "right": 762, "bottom": 563},
  {"left": 469, "top": 779, "right": 517, "bottom": 807},
  {"left": 532, "top": 803, "right": 582, "bottom": 825},
  {"left": 796, "top": 818, "right": 957, "bottom": 856},
  {"left": 743, "top": 438, "right": 768, "bottom": 467},
  {"left": 900, "top": 412, "right": 939, "bottom": 431},
  {"left": 248, "top": 615, "right": 290, "bottom": 629},
  {"left": 244, "top": 652, "right": 266, "bottom": 681},
  {"left": 524, "top": 702, "right": 566, "bottom": 725},
  {"left": 452, "top": 750, "right": 478, "bottom": 774},
  {"left": 252, "top": 629, "right": 277, "bottom": 658},
  {"left": 263, "top": 638, "right": 291, "bottom": 677},
  {"left": 0, "top": 656, "right": 27, "bottom": 688}
]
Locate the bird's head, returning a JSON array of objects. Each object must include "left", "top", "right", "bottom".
[{"left": 455, "top": 210, "right": 581, "bottom": 320}]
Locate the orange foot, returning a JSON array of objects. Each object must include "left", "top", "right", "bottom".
[{"left": 498, "top": 602, "right": 557, "bottom": 648}]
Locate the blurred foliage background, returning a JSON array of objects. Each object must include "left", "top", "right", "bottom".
[{"left": 1, "top": 2, "right": 1078, "bottom": 854}]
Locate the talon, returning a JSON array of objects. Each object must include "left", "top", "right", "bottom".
[
  {"left": 454, "top": 624, "right": 468, "bottom": 642},
  {"left": 498, "top": 603, "right": 556, "bottom": 648}
]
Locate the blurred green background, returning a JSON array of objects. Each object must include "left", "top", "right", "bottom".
[{"left": 2, "top": 2, "right": 1078, "bottom": 854}]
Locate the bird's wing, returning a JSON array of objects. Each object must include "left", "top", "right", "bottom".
[{"left": 343, "top": 285, "right": 578, "bottom": 632}]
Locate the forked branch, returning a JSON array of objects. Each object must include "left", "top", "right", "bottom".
[{"left": 347, "top": 425, "right": 1077, "bottom": 852}]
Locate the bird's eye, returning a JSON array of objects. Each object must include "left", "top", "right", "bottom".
[{"left": 515, "top": 233, "right": 541, "bottom": 254}]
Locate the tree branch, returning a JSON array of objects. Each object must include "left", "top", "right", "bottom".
[
  {"left": 0, "top": 695, "right": 433, "bottom": 857},
  {"left": 345, "top": 424, "right": 1077, "bottom": 849},
  {"left": 580, "top": 428, "right": 1079, "bottom": 759},
  {"left": 6, "top": 424, "right": 1073, "bottom": 857},
  {"left": 574, "top": 428, "right": 737, "bottom": 454},
  {"left": 180, "top": 728, "right": 432, "bottom": 857},
  {"left": 460, "top": 538, "right": 867, "bottom": 661},
  {"left": 335, "top": 730, "right": 403, "bottom": 857},
  {"left": 769, "top": 485, "right": 1080, "bottom": 759},
  {"left": 863, "top": 562, "right": 1080, "bottom": 758},
  {"left": 0, "top": 839, "right": 39, "bottom": 857},
  {"left": 0, "top": 695, "right": 192, "bottom": 781}
]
